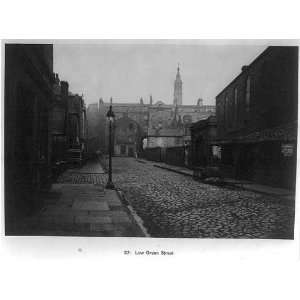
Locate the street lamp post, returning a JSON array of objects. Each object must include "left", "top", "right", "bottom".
[{"left": 106, "top": 98, "right": 115, "bottom": 189}]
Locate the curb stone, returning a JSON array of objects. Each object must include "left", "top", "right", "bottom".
[
  {"left": 116, "top": 189, "right": 150, "bottom": 237},
  {"left": 153, "top": 164, "right": 193, "bottom": 177}
]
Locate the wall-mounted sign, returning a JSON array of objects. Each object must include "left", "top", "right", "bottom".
[{"left": 281, "top": 143, "right": 294, "bottom": 157}]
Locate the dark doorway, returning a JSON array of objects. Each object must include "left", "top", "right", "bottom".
[
  {"left": 128, "top": 147, "right": 134, "bottom": 157},
  {"left": 120, "top": 145, "right": 126, "bottom": 155},
  {"left": 237, "top": 144, "right": 254, "bottom": 180},
  {"left": 194, "top": 136, "right": 207, "bottom": 166}
]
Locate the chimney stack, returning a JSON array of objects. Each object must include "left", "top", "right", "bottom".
[
  {"left": 60, "top": 81, "right": 69, "bottom": 97},
  {"left": 197, "top": 98, "right": 203, "bottom": 106},
  {"left": 241, "top": 65, "right": 249, "bottom": 72}
]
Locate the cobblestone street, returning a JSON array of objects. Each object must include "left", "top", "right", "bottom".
[{"left": 58, "top": 158, "right": 295, "bottom": 238}]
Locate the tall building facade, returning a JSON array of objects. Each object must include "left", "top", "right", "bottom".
[
  {"left": 215, "top": 46, "right": 298, "bottom": 189},
  {"left": 173, "top": 65, "right": 182, "bottom": 105},
  {"left": 5, "top": 44, "right": 54, "bottom": 233},
  {"left": 51, "top": 74, "right": 88, "bottom": 168}
]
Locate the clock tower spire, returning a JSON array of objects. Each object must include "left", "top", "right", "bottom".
[{"left": 173, "top": 63, "right": 182, "bottom": 106}]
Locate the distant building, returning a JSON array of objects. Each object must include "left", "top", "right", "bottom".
[
  {"left": 51, "top": 75, "right": 88, "bottom": 166},
  {"left": 51, "top": 75, "right": 69, "bottom": 164},
  {"left": 147, "top": 129, "right": 184, "bottom": 148},
  {"left": 215, "top": 46, "right": 298, "bottom": 188},
  {"left": 113, "top": 116, "right": 142, "bottom": 157},
  {"left": 87, "top": 66, "right": 215, "bottom": 158},
  {"left": 66, "top": 92, "right": 87, "bottom": 164},
  {"left": 146, "top": 67, "right": 214, "bottom": 145},
  {"left": 5, "top": 44, "right": 54, "bottom": 232},
  {"left": 86, "top": 102, "right": 104, "bottom": 156}
]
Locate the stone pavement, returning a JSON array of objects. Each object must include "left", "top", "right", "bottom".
[
  {"left": 17, "top": 161, "right": 145, "bottom": 237},
  {"left": 141, "top": 159, "right": 294, "bottom": 200},
  {"left": 67, "top": 159, "right": 105, "bottom": 174},
  {"left": 233, "top": 182, "right": 294, "bottom": 200}
]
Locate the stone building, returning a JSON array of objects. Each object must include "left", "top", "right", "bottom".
[
  {"left": 86, "top": 102, "right": 103, "bottom": 156},
  {"left": 190, "top": 116, "right": 218, "bottom": 167},
  {"left": 66, "top": 93, "right": 87, "bottom": 164},
  {"left": 51, "top": 74, "right": 69, "bottom": 164},
  {"left": 146, "top": 67, "right": 214, "bottom": 144},
  {"left": 87, "top": 99, "right": 148, "bottom": 155},
  {"left": 87, "top": 66, "right": 215, "bottom": 158},
  {"left": 51, "top": 74, "right": 88, "bottom": 167},
  {"left": 113, "top": 116, "right": 142, "bottom": 156},
  {"left": 215, "top": 46, "right": 298, "bottom": 189},
  {"left": 5, "top": 44, "right": 54, "bottom": 233},
  {"left": 147, "top": 129, "right": 184, "bottom": 149}
]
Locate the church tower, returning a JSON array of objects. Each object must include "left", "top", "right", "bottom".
[{"left": 173, "top": 64, "right": 182, "bottom": 106}]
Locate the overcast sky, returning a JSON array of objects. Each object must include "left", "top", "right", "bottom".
[{"left": 53, "top": 41, "right": 267, "bottom": 106}]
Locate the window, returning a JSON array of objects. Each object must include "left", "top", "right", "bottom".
[
  {"left": 230, "top": 96, "right": 234, "bottom": 128},
  {"left": 216, "top": 102, "right": 221, "bottom": 123},
  {"left": 175, "top": 137, "right": 182, "bottom": 145},
  {"left": 224, "top": 96, "right": 227, "bottom": 128},
  {"left": 246, "top": 77, "right": 251, "bottom": 114},
  {"left": 183, "top": 115, "right": 192, "bottom": 124},
  {"left": 234, "top": 87, "right": 238, "bottom": 125},
  {"left": 225, "top": 95, "right": 231, "bottom": 129}
]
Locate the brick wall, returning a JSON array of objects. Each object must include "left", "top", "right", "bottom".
[{"left": 216, "top": 46, "right": 298, "bottom": 140}]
